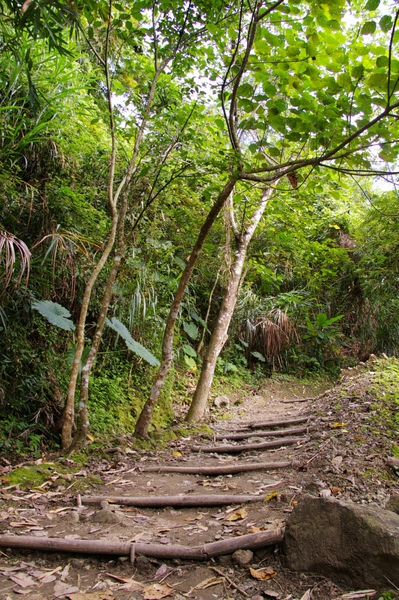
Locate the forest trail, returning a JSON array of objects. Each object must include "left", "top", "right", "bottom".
[{"left": 0, "top": 369, "right": 397, "bottom": 600}]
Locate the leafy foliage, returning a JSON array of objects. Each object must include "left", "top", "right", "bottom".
[
  {"left": 2, "top": 0, "right": 399, "bottom": 450},
  {"left": 105, "top": 317, "right": 160, "bottom": 367},
  {"left": 32, "top": 300, "right": 76, "bottom": 331}
]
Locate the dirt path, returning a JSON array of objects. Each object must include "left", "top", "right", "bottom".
[{"left": 0, "top": 374, "right": 395, "bottom": 599}]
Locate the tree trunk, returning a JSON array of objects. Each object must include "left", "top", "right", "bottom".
[
  {"left": 64, "top": 61, "right": 166, "bottom": 451},
  {"left": 186, "top": 187, "right": 272, "bottom": 423},
  {"left": 133, "top": 176, "right": 238, "bottom": 438},
  {"left": 71, "top": 204, "right": 128, "bottom": 450}
]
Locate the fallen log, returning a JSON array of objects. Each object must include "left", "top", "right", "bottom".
[
  {"left": 191, "top": 436, "right": 310, "bottom": 454},
  {"left": 214, "top": 425, "right": 310, "bottom": 441},
  {"left": 281, "top": 397, "right": 311, "bottom": 404},
  {"left": 140, "top": 461, "right": 295, "bottom": 475},
  {"left": 386, "top": 457, "right": 399, "bottom": 469},
  {"left": 0, "top": 529, "right": 284, "bottom": 560},
  {"left": 238, "top": 416, "right": 312, "bottom": 431},
  {"left": 80, "top": 494, "right": 266, "bottom": 507}
]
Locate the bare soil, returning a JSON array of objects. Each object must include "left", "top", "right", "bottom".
[{"left": 1, "top": 361, "right": 398, "bottom": 600}]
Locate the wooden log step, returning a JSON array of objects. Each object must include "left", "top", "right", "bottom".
[
  {"left": 141, "top": 460, "right": 296, "bottom": 475},
  {"left": 0, "top": 529, "right": 284, "bottom": 560},
  {"left": 80, "top": 494, "right": 267, "bottom": 507},
  {"left": 214, "top": 425, "right": 310, "bottom": 441},
  {"left": 192, "top": 436, "right": 310, "bottom": 454},
  {"left": 281, "top": 397, "right": 312, "bottom": 403},
  {"left": 235, "top": 415, "right": 312, "bottom": 431}
]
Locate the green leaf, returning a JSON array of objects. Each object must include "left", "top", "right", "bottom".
[
  {"left": 191, "top": 311, "right": 208, "bottom": 329},
  {"left": 251, "top": 351, "right": 266, "bottom": 362},
  {"left": 365, "top": 0, "right": 380, "bottom": 9},
  {"left": 376, "top": 55, "right": 388, "bottom": 68},
  {"left": 380, "top": 15, "right": 393, "bottom": 32},
  {"left": 183, "top": 321, "right": 199, "bottom": 340},
  {"left": 237, "top": 83, "right": 254, "bottom": 98},
  {"left": 106, "top": 317, "right": 159, "bottom": 366},
  {"left": 67, "top": 345, "right": 90, "bottom": 377},
  {"left": 224, "top": 361, "right": 238, "bottom": 373},
  {"left": 32, "top": 300, "right": 75, "bottom": 331},
  {"left": 183, "top": 355, "right": 197, "bottom": 371},
  {"left": 316, "top": 313, "right": 328, "bottom": 327},
  {"left": 182, "top": 344, "right": 197, "bottom": 357},
  {"left": 351, "top": 64, "right": 364, "bottom": 79},
  {"left": 337, "top": 73, "right": 351, "bottom": 88},
  {"left": 367, "top": 73, "right": 387, "bottom": 89},
  {"left": 361, "top": 21, "right": 377, "bottom": 35}
]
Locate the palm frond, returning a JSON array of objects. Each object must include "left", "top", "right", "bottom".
[{"left": 0, "top": 228, "right": 31, "bottom": 293}]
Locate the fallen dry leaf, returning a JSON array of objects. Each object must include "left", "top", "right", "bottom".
[
  {"left": 67, "top": 593, "right": 114, "bottom": 600},
  {"left": 264, "top": 490, "right": 278, "bottom": 502},
  {"left": 53, "top": 582, "right": 80, "bottom": 598},
  {"left": 330, "top": 422, "right": 348, "bottom": 429},
  {"left": 341, "top": 591, "right": 376, "bottom": 599},
  {"left": 193, "top": 577, "right": 223, "bottom": 590},
  {"left": 300, "top": 590, "right": 312, "bottom": 600},
  {"left": 142, "top": 582, "right": 174, "bottom": 599},
  {"left": 247, "top": 525, "right": 266, "bottom": 534},
  {"left": 225, "top": 507, "right": 247, "bottom": 521},
  {"left": 249, "top": 567, "right": 277, "bottom": 581},
  {"left": 154, "top": 564, "right": 169, "bottom": 580},
  {"left": 105, "top": 573, "right": 143, "bottom": 586},
  {"left": 9, "top": 573, "right": 37, "bottom": 588}
]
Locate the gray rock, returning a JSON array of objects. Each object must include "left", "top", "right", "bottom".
[
  {"left": 93, "top": 501, "right": 124, "bottom": 524},
  {"left": 386, "top": 492, "right": 399, "bottom": 515},
  {"left": 64, "top": 510, "right": 80, "bottom": 523},
  {"left": 284, "top": 494, "right": 399, "bottom": 588},
  {"left": 232, "top": 549, "right": 254, "bottom": 567},
  {"left": 213, "top": 395, "right": 230, "bottom": 408}
]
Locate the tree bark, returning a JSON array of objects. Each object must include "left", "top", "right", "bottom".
[
  {"left": 186, "top": 187, "right": 273, "bottom": 423},
  {"left": 133, "top": 176, "right": 238, "bottom": 438}
]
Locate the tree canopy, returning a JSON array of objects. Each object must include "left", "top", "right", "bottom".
[{"left": 1, "top": 0, "right": 399, "bottom": 452}]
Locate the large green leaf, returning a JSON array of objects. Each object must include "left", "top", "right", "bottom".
[
  {"left": 106, "top": 317, "right": 160, "bottom": 366},
  {"left": 32, "top": 300, "right": 76, "bottom": 331},
  {"left": 183, "top": 321, "right": 199, "bottom": 340}
]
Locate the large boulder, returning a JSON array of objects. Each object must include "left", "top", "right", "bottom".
[{"left": 284, "top": 495, "right": 399, "bottom": 589}]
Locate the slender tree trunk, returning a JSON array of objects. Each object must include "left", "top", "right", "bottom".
[
  {"left": 61, "top": 8, "right": 119, "bottom": 451},
  {"left": 186, "top": 187, "right": 273, "bottom": 423},
  {"left": 133, "top": 177, "right": 238, "bottom": 437},
  {"left": 71, "top": 205, "right": 128, "bottom": 450},
  {"left": 68, "top": 62, "right": 166, "bottom": 451}
]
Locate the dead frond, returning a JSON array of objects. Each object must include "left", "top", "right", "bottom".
[
  {"left": 242, "top": 309, "right": 299, "bottom": 370},
  {"left": 0, "top": 228, "right": 31, "bottom": 293}
]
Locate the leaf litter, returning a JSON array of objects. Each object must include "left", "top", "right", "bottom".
[{"left": 1, "top": 359, "right": 398, "bottom": 599}]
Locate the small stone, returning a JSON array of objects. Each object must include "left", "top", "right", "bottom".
[
  {"left": 332, "top": 455, "right": 343, "bottom": 468},
  {"left": 218, "top": 555, "right": 232, "bottom": 566},
  {"left": 386, "top": 492, "right": 399, "bottom": 515},
  {"left": 64, "top": 510, "right": 80, "bottom": 523},
  {"left": 213, "top": 395, "right": 230, "bottom": 408},
  {"left": 135, "top": 555, "right": 152, "bottom": 571},
  {"left": 232, "top": 549, "right": 254, "bottom": 567},
  {"left": 319, "top": 488, "right": 332, "bottom": 498},
  {"left": 93, "top": 502, "right": 124, "bottom": 524}
]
